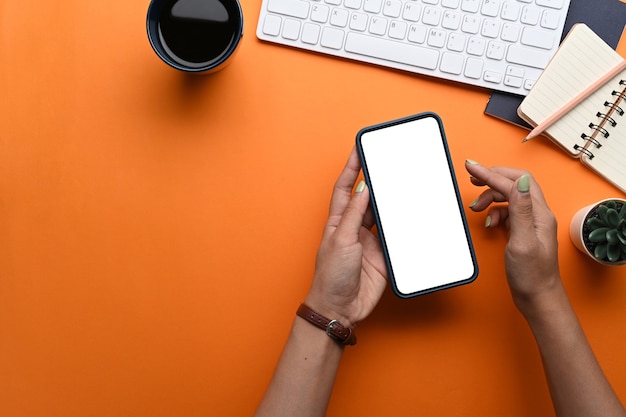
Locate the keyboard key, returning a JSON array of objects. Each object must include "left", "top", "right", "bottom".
[
  {"left": 536, "top": 0, "right": 564, "bottom": 9},
  {"left": 344, "top": 0, "right": 362, "bottom": 9},
  {"left": 500, "top": 2, "right": 520, "bottom": 20},
  {"left": 521, "top": 27, "right": 555, "bottom": 50},
  {"left": 408, "top": 24, "right": 428, "bottom": 43},
  {"left": 364, "top": 0, "right": 382, "bottom": 13},
  {"left": 481, "top": 19, "right": 500, "bottom": 38},
  {"left": 427, "top": 28, "right": 446, "bottom": 48},
  {"left": 500, "top": 23, "right": 520, "bottom": 42},
  {"left": 506, "top": 44, "right": 551, "bottom": 69},
  {"left": 267, "top": 0, "right": 309, "bottom": 18},
  {"left": 440, "top": 52, "right": 464, "bottom": 74},
  {"left": 540, "top": 9, "right": 560, "bottom": 30},
  {"left": 389, "top": 21, "right": 408, "bottom": 39},
  {"left": 461, "top": 0, "right": 480, "bottom": 13},
  {"left": 345, "top": 32, "right": 440, "bottom": 69},
  {"left": 464, "top": 57, "right": 483, "bottom": 78},
  {"left": 504, "top": 74, "right": 523, "bottom": 88},
  {"left": 325, "top": 0, "right": 342, "bottom": 5},
  {"left": 480, "top": 0, "right": 501, "bottom": 17},
  {"left": 383, "top": 0, "right": 402, "bottom": 18},
  {"left": 302, "top": 23, "right": 321, "bottom": 44},
  {"left": 369, "top": 16, "right": 388, "bottom": 35},
  {"left": 330, "top": 8, "right": 349, "bottom": 27},
  {"left": 311, "top": 4, "right": 330, "bottom": 23},
  {"left": 466, "top": 36, "right": 486, "bottom": 55},
  {"left": 447, "top": 33, "right": 467, "bottom": 52},
  {"left": 422, "top": 7, "right": 442, "bottom": 25},
  {"left": 402, "top": 3, "right": 421, "bottom": 21},
  {"left": 442, "top": 0, "right": 460, "bottom": 8},
  {"left": 262, "top": 15, "right": 282, "bottom": 36},
  {"left": 321, "top": 27, "right": 345, "bottom": 49},
  {"left": 461, "top": 15, "right": 480, "bottom": 34},
  {"left": 520, "top": 6, "right": 540, "bottom": 25},
  {"left": 442, "top": 11, "right": 461, "bottom": 30},
  {"left": 505, "top": 66, "right": 524, "bottom": 78},
  {"left": 483, "top": 71, "right": 502, "bottom": 83},
  {"left": 486, "top": 41, "right": 505, "bottom": 60},
  {"left": 282, "top": 19, "right": 301, "bottom": 40},
  {"left": 350, "top": 12, "right": 368, "bottom": 31}
]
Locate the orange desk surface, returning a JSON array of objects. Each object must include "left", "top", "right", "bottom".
[{"left": 1, "top": 2, "right": 625, "bottom": 416}]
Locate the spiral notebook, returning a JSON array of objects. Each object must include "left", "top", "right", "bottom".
[{"left": 518, "top": 24, "right": 626, "bottom": 194}]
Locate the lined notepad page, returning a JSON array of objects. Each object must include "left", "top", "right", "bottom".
[
  {"left": 519, "top": 24, "right": 624, "bottom": 156},
  {"left": 518, "top": 24, "right": 626, "bottom": 192}
]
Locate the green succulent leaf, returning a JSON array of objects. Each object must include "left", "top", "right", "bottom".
[
  {"left": 589, "top": 227, "right": 610, "bottom": 242},
  {"left": 606, "top": 229, "right": 619, "bottom": 244},
  {"left": 607, "top": 244, "right": 621, "bottom": 262},
  {"left": 607, "top": 209, "right": 620, "bottom": 228},
  {"left": 594, "top": 243, "right": 608, "bottom": 260},
  {"left": 618, "top": 232, "right": 626, "bottom": 246},
  {"left": 619, "top": 202, "right": 626, "bottom": 221},
  {"left": 586, "top": 217, "right": 606, "bottom": 229},
  {"left": 606, "top": 201, "right": 617, "bottom": 210},
  {"left": 598, "top": 205, "right": 609, "bottom": 225}
]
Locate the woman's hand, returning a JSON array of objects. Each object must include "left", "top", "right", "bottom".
[
  {"left": 305, "top": 147, "right": 388, "bottom": 328},
  {"left": 465, "top": 161, "right": 561, "bottom": 315}
]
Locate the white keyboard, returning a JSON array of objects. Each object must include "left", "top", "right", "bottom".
[{"left": 256, "top": 0, "right": 571, "bottom": 95}]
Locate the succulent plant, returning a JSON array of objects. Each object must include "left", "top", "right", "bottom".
[{"left": 583, "top": 200, "right": 626, "bottom": 263}]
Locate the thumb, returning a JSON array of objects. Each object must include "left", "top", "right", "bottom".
[
  {"left": 335, "top": 181, "right": 370, "bottom": 238},
  {"left": 507, "top": 174, "right": 537, "bottom": 245}
]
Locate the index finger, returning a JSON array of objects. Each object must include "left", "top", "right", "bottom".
[
  {"left": 328, "top": 147, "right": 362, "bottom": 218},
  {"left": 466, "top": 163, "right": 549, "bottom": 206}
]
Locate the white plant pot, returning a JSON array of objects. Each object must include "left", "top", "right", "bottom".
[{"left": 569, "top": 198, "right": 626, "bottom": 266}]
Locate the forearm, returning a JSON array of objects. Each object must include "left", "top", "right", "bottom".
[
  {"left": 254, "top": 316, "right": 344, "bottom": 417},
  {"left": 520, "top": 282, "right": 625, "bottom": 417}
]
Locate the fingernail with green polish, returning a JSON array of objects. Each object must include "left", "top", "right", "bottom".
[
  {"left": 466, "top": 159, "right": 480, "bottom": 165},
  {"left": 469, "top": 197, "right": 479, "bottom": 208},
  {"left": 355, "top": 181, "right": 366, "bottom": 193},
  {"left": 517, "top": 175, "right": 530, "bottom": 193},
  {"left": 485, "top": 215, "right": 492, "bottom": 228}
]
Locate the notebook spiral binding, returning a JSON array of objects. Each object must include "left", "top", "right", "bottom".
[
  {"left": 605, "top": 101, "right": 624, "bottom": 116},
  {"left": 575, "top": 81, "right": 626, "bottom": 159},
  {"left": 574, "top": 144, "right": 595, "bottom": 159},
  {"left": 596, "top": 112, "right": 617, "bottom": 127},
  {"left": 580, "top": 133, "right": 602, "bottom": 148},
  {"left": 588, "top": 123, "right": 610, "bottom": 138}
]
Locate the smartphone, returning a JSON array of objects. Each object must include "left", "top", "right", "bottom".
[{"left": 356, "top": 112, "right": 478, "bottom": 298}]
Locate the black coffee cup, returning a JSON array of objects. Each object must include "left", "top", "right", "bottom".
[{"left": 147, "top": 0, "right": 243, "bottom": 73}]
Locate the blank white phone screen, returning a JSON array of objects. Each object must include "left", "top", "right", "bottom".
[{"left": 359, "top": 116, "right": 476, "bottom": 296}]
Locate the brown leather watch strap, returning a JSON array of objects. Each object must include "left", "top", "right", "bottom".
[{"left": 296, "top": 303, "right": 357, "bottom": 346}]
